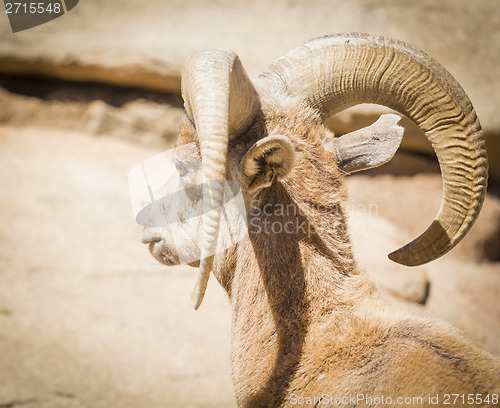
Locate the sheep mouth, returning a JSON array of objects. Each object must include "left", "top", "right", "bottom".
[
  {"left": 148, "top": 240, "right": 181, "bottom": 266},
  {"left": 141, "top": 230, "right": 181, "bottom": 266}
]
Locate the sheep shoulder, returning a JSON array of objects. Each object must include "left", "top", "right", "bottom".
[{"left": 291, "top": 305, "right": 500, "bottom": 405}]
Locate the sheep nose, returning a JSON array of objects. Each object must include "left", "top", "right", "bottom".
[{"left": 141, "top": 229, "right": 162, "bottom": 244}]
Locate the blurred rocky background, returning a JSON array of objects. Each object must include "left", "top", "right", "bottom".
[{"left": 0, "top": 1, "right": 499, "bottom": 407}]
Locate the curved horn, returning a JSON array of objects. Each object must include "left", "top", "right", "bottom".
[
  {"left": 262, "top": 33, "right": 487, "bottom": 266},
  {"left": 181, "top": 49, "right": 259, "bottom": 309}
]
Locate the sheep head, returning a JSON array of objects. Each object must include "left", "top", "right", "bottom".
[{"left": 141, "top": 33, "right": 488, "bottom": 309}]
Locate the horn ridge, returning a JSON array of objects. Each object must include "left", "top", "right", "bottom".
[{"left": 181, "top": 49, "right": 259, "bottom": 308}]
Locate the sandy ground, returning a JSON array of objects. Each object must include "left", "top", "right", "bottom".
[
  {"left": 0, "top": 123, "right": 498, "bottom": 407},
  {"left": 0, "top": 126, "right": 235, "bottom": 407}
]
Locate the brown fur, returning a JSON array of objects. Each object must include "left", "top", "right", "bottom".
[{"left": 172, "top": 92, "right": 500, "bottom": 407}]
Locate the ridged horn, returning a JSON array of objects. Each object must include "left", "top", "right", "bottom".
[
  {"left": 181, "top": 49, "right": 259, "bottom": 309},
  {"left": 262, "top": 33, "right": 487, "bottom": 266}
]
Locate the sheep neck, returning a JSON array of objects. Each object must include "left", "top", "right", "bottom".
[{"left": 225, "top": 181, "right": 375, "bottom": 407}]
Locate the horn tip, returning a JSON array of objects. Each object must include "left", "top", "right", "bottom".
[
  {"left": 190, "top": 274, "right": 207, "bottom": 310},
  {"left": 388, "top": 249, "right": 422, "bottom": 267},
  {"left": 191, "top": 291, "right": 203, "bottom": 310},
  {"left": 190, "top": 257, "right": 213, "bottom": 310}
]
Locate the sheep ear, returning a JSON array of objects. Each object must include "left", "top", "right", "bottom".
[
  {"left": 237, "top": 135, "right": 295, "bottom": 194},
  {"left": 324, "top": 114, "right": 404, "bottom": 174}
]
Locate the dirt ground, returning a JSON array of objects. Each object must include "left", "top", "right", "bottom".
[
  {"left": 0, "top": 125, "right": 236, "bottom": 408},
  {"left": 1, "top": 1, "right": 499, "bottom": 407}
]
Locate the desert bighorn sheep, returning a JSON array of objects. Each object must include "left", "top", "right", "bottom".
[{"left": 140, "top": 33, "right": 499, "bottom": 407}]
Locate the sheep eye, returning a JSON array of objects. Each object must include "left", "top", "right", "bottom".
[{"left": 175, "top": 160, "right": 188, "bottom": 176}]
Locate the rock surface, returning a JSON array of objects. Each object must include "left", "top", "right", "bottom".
[
  {"left": 1, "top": 1, "right": 499, "bottom": 406},
  {"left": 1, "top": 0, "right": 499, "bottom": 179}
]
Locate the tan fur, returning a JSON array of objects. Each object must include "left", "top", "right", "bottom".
[{"left": 167, "top": 90, "right": 500, "bottom": 407}]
